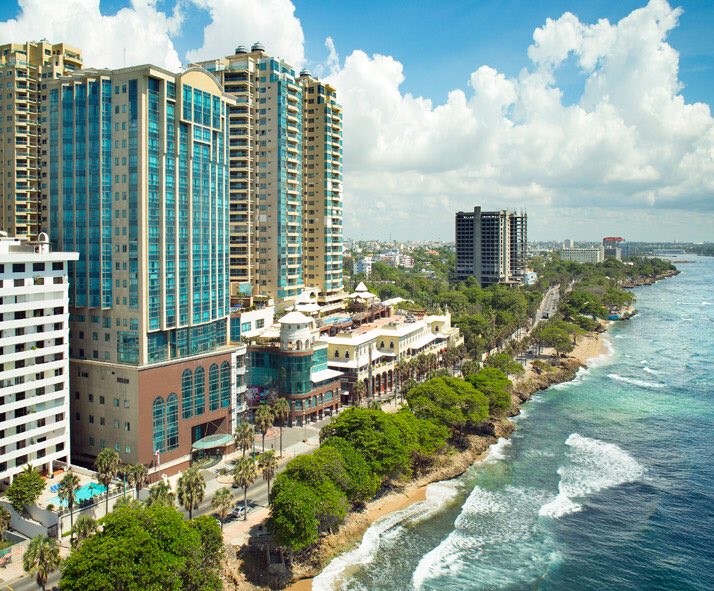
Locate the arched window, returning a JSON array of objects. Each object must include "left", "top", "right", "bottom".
[
  {"left": 166, "top": 394, "right": 179, "bottom": 451},
  {"left": 181, "top": 369, "right": 193, "bottom": 419},
  {"left": 390, "top": 341, "right": 394, "bottom": 349},
  {"left": 220, "top": 361, "right": 231, "bottom": 408},
  {"left": 344, "top": 351, "right": 349, "bottom": 359},
  {"left": 194, "top": 366, "right": 205, "bottom": 415},
  {"left": 334, "top": 350, "right": 339, "bottom": 358},
  {"left": 152, "top": 397, "right": 165, "bottom": 453},
  {"left": 380, "top": 341, "right": 385, "bottom": 348},
  {"left": 209, "top": 364, "right": 220, "bottom": 412}
]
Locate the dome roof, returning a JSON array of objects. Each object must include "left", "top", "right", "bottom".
[{"left": 278, "top": 311, "right": 312, "bottom": 324}]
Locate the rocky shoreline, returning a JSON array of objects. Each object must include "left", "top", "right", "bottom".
[{"left": 622, "top": 268, "right": 680, "bottom": 288}]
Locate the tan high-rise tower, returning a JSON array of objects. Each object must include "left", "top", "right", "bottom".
[
  {"left": 0, "top": 41, "right": 82, "bottom": 238},
  {"left": 298, "top": 71, "right": 344, "bottom": 304}
]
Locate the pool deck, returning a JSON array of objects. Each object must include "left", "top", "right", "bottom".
[{"left": 37, "top": 470, "right": 99, "bottom": 509}]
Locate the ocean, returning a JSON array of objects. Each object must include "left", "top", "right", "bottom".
[{"left": 313, "top": 255, "right": 714, "bottom": 591}]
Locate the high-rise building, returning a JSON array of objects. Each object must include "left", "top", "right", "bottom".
[
  {"left": 455, "top": 206, "right": 527, "bottom": 286},
  {"left": 42, "top": 65, "right": 247, "bottom": 475},
  {"left": 0, "top": 233, "right": 78, "bottom": 484},
  {"left": 0, "top": 41, "right": 82, "bottom": 239},
  {"left": 298, "top": 71, "right": 344, "bottom": 303},
  {"left": 603, "top": 236, "right": 628, "bottom": 260},
  {"left": 558, "top": 245, "right": 605, "bottom": 264},
  {"left": 194, "top": 44, "right": 305, "bottom": 302}
]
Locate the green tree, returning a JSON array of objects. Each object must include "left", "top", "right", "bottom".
[
  {"left": 0, "top": 505, "right": 11, "bottom": 539},
  {"left": 177, "top": 467, "right": 206, "bottom": 520},
  {"left": 5, "top": 465, "right": 45, "bottom": 514},
  {"left": 23, "top": 536, "right": 60, "bottom": 591},
  {"left": 234, "top": 422, "right": 255, "bottom": 458},
  {"left": 272, "top": 397, "right": 291, "bottom": 457},
  {"left": 257, "top": 450, "right": 278, "bottom": 498},
  {"left": 254, "top": 404, "right": 274, "bottom": 452},
  {"left": 484, "top": 352, "right": 525, "bottom": 376},
  {"left": 268, "top": 476, "right": 320, "bottom": 552},
  {"left": 211, "top": 487, "right": 233, "bottom": 530},
  {"left": 469, "top": 368, "right": 513, "bottom": 416},
  {"left": 322, "top": 437, "right": 380, "bottom": 505},
  {"left": 71, "top": 515, "right": 98, "bottom": 549},
  {"left": 57, "top": 470, "right": 80, "bottom": 543},
  {"left": 95, "top": 448, "right": 120, "bottom": 515},
  {"left": 147, "top": 481, "right": 175, "bottom": 507},
  {"left": 60, "top": 502, "right": 222, "bottom": 591},
  {"left": 233, "top": 457, "right": 257, "bottom": 521}
]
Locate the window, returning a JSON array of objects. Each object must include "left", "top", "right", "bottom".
[
  {"left": 220, "top": 361, "right": 231, "bottom": 408},
  {"left": 181, "top": 369, "right": 193, "bottom": 419},
  {"left": 256, "top": 319, "right": 265, "bottom": 329},
  {"left": 152, "top": 397, "right": 165, "bottom": 453},
  {"left": 114, "top": 398, "right": 120, "bottom": 407},
  {"left": 208, "top": 364, "right": 219, "bottom": 412},
  {"left": 166, "top": 393, "right": 178, "bottom": 451},
  {"left": 194, "top": 367, "right": 205, "bottom": 415}
]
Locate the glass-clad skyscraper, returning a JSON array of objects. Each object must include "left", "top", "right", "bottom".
[{"left": 43, "top": 65, "right": 247, "bottom": 474}]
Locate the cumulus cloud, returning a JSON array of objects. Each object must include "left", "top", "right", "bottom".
[
  {"left": 328, "top": 0, "right": 714, "bottom": 239},
  {"left": 0, "top": 0, "right": 183, "bottom": 70},
  {"left": 184, "top": 0, "right": 304, "bottom": 68}
]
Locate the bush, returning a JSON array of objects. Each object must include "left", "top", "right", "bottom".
[{"left": 468, "top": 368, "right": 513, "bottom": 416}]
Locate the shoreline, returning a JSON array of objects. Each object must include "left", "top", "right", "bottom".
[{"left": 282, "top": 327, "right": 610, "bottom": 591}]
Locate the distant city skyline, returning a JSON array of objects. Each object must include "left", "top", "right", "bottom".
[{"left": 0, "top": 0, "right": 712, "bottom": 241}]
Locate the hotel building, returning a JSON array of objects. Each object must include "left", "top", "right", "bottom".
[
  {"left": 193, "top": 44, "right": 305, "bottom": 302},
  {"left": 558, "top": 245, "right": 605, "bottom": 264},
  {"left": 42, "top": 65, "right": 246, "bottom": 475},
  {"left": 455, "top": 206, "right": 527, "bottom": 286},
  {"left": 0, "top": 234, "right": 78, "bottom": 484},
  {"left": 0, "top": 41, "right": 82, "bottom": 239}
]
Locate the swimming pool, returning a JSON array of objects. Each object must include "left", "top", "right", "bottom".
[
  {"left": 49, "top": 482, "right": 107, "bottom": 507},
  {"left": 323, "top": 316, "right": 351, "bottom": 325}
]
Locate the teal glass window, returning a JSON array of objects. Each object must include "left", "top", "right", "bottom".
[
  {"left": 209, "top": 363, "right": 219, "bottom": 411},
  {"left": 194, "top": 366, "right": 205, "bottom": 415},
  {"left": 181, "top": 369, "right": 193, "bottom": 419}
]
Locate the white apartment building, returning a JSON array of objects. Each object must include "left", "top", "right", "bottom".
[
  {"left": 558, "top": 246, "right": 605, "bottom": 264},
  {"left": 0, "top": 234, "right": 78, "bottom": 484}
]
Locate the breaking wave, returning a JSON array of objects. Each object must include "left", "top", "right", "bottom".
[{"left": 608, "top": 373, "right": 665, "bottom": 389}]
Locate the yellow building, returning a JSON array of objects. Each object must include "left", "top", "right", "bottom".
[
  {"left": 0, "top": 41, "right": 82, "bottom": 238},
  {"left": 298, "top": 72, "right": 344, "bottom": 304}
]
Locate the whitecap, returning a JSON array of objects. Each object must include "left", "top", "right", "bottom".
[
  {"left": 608, "top": 373, "right": 665, "bottom": 389},
  {"left": 539, "top": 433, "right": 644, "bottom": 520},
  {"left": 313, "top": 480, "right": 460, "bottom": 591},
  {"left": 702, "top": 301, "right": 711, "bottom": 306},
  {"left": 487, "top": 437, "right": 512, "bottom": 462},
  {"left": 643, "top": 367, "right": 659, "bottom": 375}
]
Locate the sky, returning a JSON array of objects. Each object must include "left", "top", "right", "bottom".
[{"left": 1, "top": 0, "right": 712, "bottom": 242}]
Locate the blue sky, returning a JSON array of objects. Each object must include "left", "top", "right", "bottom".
[{"left": 1, "top": 0, "right": 712, "bottom": 240}]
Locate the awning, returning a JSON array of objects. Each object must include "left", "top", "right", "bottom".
[
  {"left": 191, "top": 433, "right": 233, "bottom": 450},
  {"left": 311, "top": 368, "right": 344, "bottom": 383},
  {"left": 408, "top": 333, "right": 438, "bottom": 351}
]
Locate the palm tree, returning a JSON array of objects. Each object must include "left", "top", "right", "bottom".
[
  {"left": 23, "top": 536, "right": 60, "bottom": 591},
  {"left": 272, "top": 397, "right": 291, "bottom": 457},
  {"left": 177, "top": 467, "right": 205, "bottom": 520},
  {"left": 257, "top": 450, "right": 277, "bottom": 498},
  {"left": 234, "top": 422, "right": 255, "bottom": 458},
  {"left": 353, "top": 380, "right": 366, "bottom": 406},
  {"left": 57, "top": 470, "right": 80, "bottom": 543},
  {"left": 211, "top": 487, "right": 233, "bottom": 530},
  {"left": 94, "top": 448, "right": 120, "bottom": 515},
  {"left": 147, "top": 481, "right": 175, "bottom": 506},
  {"left": 233, "top": 457, "right": 257, "bottom": 521},
  {"left": 254, "top": 404, "right": 274, "bottom": 452},
  {"left": 0, "top": 506, "right": 11, "bottom": 540},
  {"left": 71, "top": 515, "right": 98, "bottom": 549},
  {"left": 126, "top": 463, "right": 149, "bottom": 498}
]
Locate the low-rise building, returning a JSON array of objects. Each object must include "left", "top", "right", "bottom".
[
  {"left": 558, "top": 246, "right": 605, "bottom": 264},
  {"left": 0, "top": 234, "right": 78, "bottom": 485},
  {"left": 246, "top": 312, "right": 342, "bottom": 426}
]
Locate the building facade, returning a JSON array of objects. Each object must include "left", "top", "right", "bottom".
[
  {"left": 0, "top": 234, "right": 78, "bottom": 484},
  {"left": 246, "top": 312, "right": 342, "bottom": 425},
  {"left": 455, "top": 206, "right": 527, "bottom": 286},
  {"left": 194, "top": 44, "right": 306, "bottom": 302},
  {"left": 298, "top": 72, "right": 344, "bottom": 303},
  {"left": 0, "top": 41, "right": 82, "bottom": 239},
  {"left": 558, "top": 246, "right": 605, "bottom": 264},
  {"left": 42, "top": 65, "right": 246, "bottom": 474},
  {"left": 603, "top": 236, "right": 628, "bottom": 260}
]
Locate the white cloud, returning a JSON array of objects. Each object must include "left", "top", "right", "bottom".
[
  {"left": 327, "top": 0, "right": 714, "bottom": 239},
  {"left": 0, "top": 0, "right": 183, "bottom": 70},
  {"left": 184, "top": 0, "right": 304, "bottom": 68}
]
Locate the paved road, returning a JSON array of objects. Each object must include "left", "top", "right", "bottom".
[{"left": 1, "top": 571, "right": 59, "bottom": 591}]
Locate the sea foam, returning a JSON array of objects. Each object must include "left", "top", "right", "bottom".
[
  {"left": 312, "top": 479, "right": 459, "bottom": 591},
  {"left": 608, "top": 373, "right": 665, "bottom": 389},
  {"left": 539, "top": 433, "right": 644, "bottom": 519}
]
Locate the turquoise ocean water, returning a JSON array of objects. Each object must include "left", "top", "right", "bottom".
[{"left": 314, "top": 255, "right": 714, "bottom": 591}]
